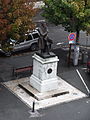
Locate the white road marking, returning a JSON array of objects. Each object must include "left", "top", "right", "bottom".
[
  {"left": 81, "top": 68, "right": 87, "bottom": 70},
  {"left": 56, "top": 42, "right": 64, "bottom": 45},
  {"left": 76, "top": 69, "right": 90, "bottom": 93}
]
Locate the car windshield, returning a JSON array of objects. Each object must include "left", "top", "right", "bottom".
[{"left": 9, "top": 38, "right": 16, "bottom": 43}]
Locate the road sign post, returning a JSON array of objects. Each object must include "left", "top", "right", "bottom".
[
  {"left": 67, "top": 44, "right": 72, "bottom": 67},
  {"left": 73, "top": 43, "right": 79, "bottom": 66},
  {"left": 68, "top": 33, "right": 76, "bottom": 66}
]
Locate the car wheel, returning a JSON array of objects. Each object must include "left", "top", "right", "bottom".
[
  {"left": 30, "top": 44, "right": 38, "bottom": 51},
  {"left": 5, "top": 51, "right": 12, "bottom": 57}
]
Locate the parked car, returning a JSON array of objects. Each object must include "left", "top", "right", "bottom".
[
  {"left": 0, "top": 48, "right": 6, "bottom": 55},
  {"left": 0, "top": 29, "right": 40, "bottom": 56}
]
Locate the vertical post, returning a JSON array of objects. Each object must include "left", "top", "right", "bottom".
[
  {"left": 86, "top": 32, "right": 88, "bottom": 51},
  {"left": 32, "top": 101, "right": 35, "bottom": 112},
  {"left": 12, "top": 67, "right": 15, "bottom": 77},
  {"left": 68, "top": 44, "right": 71, "bottom": 67},
  {"left": 73, "top": 43, "right": 79, "bottom": 66}
]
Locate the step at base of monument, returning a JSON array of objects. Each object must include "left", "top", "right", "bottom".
[
  {"left": 3, "top": 77, "right": 86, "bottom": 110},
  {"left": 19, "top": 82, "right": 69, "bottom": 101}
]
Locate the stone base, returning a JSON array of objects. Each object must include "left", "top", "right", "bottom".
[
  {"left": 36, "top": 51, "right": 56, "bottom": 58},
  {"left": 19, "top": 78, "right": 69, "bottom": 100},
  {"left": 30, "top": 53, "right": 59, "bottom": 92},
  {"left": 3, "top": 77, "right": 86, "bottom": 110},
  {"left": 30, "top": 74, "right": 58, "bottom": 92}
]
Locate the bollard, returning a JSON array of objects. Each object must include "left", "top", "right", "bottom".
[{"left": 32, "top": 101, "right": 35, "bottom": 112}]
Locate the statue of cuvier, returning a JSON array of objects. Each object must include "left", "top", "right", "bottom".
[{"left": 37, "top": 22, "right": 53, "bottom": 55}]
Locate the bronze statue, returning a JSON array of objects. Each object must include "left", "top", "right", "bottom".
[{"left": 37, "top": 22, "right": 53, "bottom": 55}]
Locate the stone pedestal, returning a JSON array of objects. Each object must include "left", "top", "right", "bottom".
[{"left": 30, "top": 53, "right": 59, "bottom": 92}]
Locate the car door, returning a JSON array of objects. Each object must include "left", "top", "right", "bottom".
[
  {"left": 24, "top": 32, "right": 39, "bottom": 48},
  {"left": 24, "top": 34, "right": 33, "bottom": 48},
  {"left": 31, "top": 32, "right": 39, "bottom": 44},
  {"left": 13, "top": 40, "right": 26, "bottom": 51}
]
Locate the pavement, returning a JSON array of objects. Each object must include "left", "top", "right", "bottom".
[{"left": 0, "top": 47, "right": 90, "bottom": 120}]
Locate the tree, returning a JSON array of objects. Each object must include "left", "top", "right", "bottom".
[
  {"left": 42, "top": 0, "right": 90, "bottom": 65},
  {"left": 0, "top": 0, "right": 38, "bottom": 44}
]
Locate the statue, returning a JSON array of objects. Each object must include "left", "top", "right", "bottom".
[{"left": 36, "top": 22, "right": 53, "bottom": 55}]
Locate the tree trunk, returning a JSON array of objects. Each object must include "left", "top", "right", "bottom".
[
  {"left": 84, "top": 0, "right": 87, "bottom": 7},
  {"left": 76, "top": 30, "right": 80, "bottom": 43}
]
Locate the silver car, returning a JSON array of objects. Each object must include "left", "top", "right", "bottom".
[
  {"left": 11, "top": 29, "right": 40, "bottom": 52},
  {"left": 0, "top": 29, "right": 40, "bottom": 56}
]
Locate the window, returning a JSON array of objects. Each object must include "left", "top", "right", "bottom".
[
  {"left": 20, "top": 40, "right": 24, "bottom": 43},
  {"left": 26, "top": 35, "right": 32, "bottom": 41},
  {"left": 32, "top": 33, "right": 39, "bottom": 39}
]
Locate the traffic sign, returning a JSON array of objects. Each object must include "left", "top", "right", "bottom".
[
  {"left": 68, "top": 33, "right": 76, "bottom": 41},
  {"left": 68, "top": 33, "right": 76, "bottom": 44}
]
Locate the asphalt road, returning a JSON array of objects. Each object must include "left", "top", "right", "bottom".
[
  {"left": 42, "top": 97, "right": 90, "bottom": 120},
  {"left": 0, "top": 84, "right": 30, "bottom": 120},
  {"left": 60, "top": 69, "right": 90, "bottom": 95}
]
